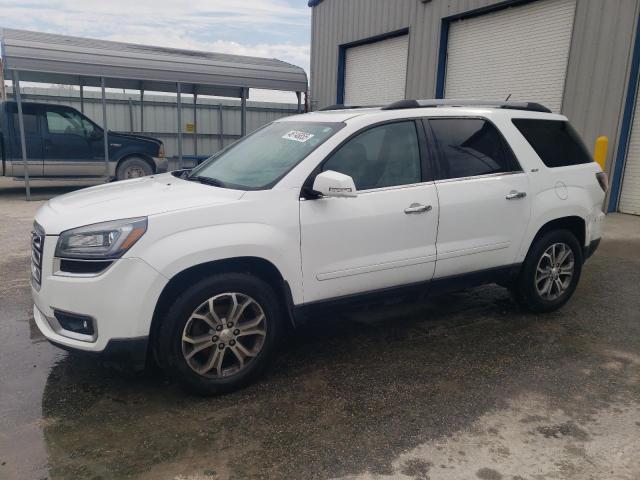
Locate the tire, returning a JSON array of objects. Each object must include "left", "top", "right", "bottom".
[
  {"left": 156, "top": 273, "right": 283, "bottom": 396},
  {"left": 512, "top": 229, "right": 583, "bottom": 313},
  {"left": 116, "top": 157, "right": 153, "bottom": 180}
]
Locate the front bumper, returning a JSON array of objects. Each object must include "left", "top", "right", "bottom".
[
  {"left": 152, "top": 156, "right": 169, "bottom": 174},
  {"left": 31, "top": 235, "right": 167, "bottom": 359},
  {"left": 584, "top": 238, "right": 601, "bottom": 261},
  {"left": 46, "top": 333, "right": 149, "bottom": 369}
]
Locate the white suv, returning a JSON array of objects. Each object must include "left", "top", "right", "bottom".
[{"left": 31, "top": 99, "right": 607, "bottom": 395}]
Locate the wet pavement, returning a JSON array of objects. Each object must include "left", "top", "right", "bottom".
[{"left": 1, "top": 177, "right": 639, "bottom": 480}]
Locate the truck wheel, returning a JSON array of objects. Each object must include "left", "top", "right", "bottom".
[
  {"left": 156, "top": 273, "right": 283, "bottom": 396},
  {"left": 512, "top": 229, "right": 583, "bottom": 313},
  {"left": 116, "top": 157, "right": 153, "bottom": 180}
]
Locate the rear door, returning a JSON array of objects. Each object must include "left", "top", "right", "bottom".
[
  {"left": 428, "top": 117, "right": 531, "bottom": 278},
  {"left": 42, "top": 105, "right": 101, "bottom": 176},
  {"left": 8, "top": 103, "right": 43, "bottom": 177}
]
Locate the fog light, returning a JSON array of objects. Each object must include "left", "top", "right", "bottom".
[{"left": 53, "top": 310, "right": 95, "bottom": 336}]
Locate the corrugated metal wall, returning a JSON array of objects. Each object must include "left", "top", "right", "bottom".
[
  {"left": 310, "top": 0, "right": 640, "bottom": 175},
  {"left": 12, "top": 87, "right": 298, "bottom": 158}
]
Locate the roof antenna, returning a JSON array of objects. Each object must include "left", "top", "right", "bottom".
[{"left": 505, "top": 93, "right": 512, "bottom": 101}]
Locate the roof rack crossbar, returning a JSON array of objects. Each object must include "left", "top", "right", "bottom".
[{"left": 381, "top": 99, "right": 552, "bottom": 113}]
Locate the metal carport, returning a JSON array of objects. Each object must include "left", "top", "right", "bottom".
[{"left": 0, "top": 28, "right": 308, "bottom": 199}]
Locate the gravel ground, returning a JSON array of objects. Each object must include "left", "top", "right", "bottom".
[{"left": 0, "top": 177, "right": 639, "bottom": 480}]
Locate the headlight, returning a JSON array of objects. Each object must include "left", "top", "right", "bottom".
[{"left": 55, "top": 217, "right": 147, "bottom": 260}]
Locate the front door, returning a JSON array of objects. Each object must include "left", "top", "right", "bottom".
[
  {"left": 427, "top": 117, "right": 532, "bottom": 278},
  {"left": 42, "top": 106, "right": 102, "bottom": 177},
  {"left": 300, "top": 120, "right": 439, "bottom": 303}
]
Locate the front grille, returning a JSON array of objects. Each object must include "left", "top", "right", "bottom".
[{"left": 31, "top": 222, "right": 45, "bottom": 288}]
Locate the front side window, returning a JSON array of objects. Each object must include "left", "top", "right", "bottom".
[
  {"left": 190, "top": 121, "right": 342, "bottom": 190},
  {"left": 45, "top": 109, "right": 88, "bottom": 136},
  {"left": 512, "top": 119, "right": 592, "bottom": 168},
  {"left": 322, "top": 121, "right": 422, "bottom": 190},
  {"left": 430, "top": 118, "right": 519, "bottom": 180}
]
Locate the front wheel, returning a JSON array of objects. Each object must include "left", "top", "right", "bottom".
[
  {"left": 156, "top": 273, "right": 283, "bottom": 395},
  {"left": 512, "top": 229, "right": 583, "bottom": 313},
  {"left": 116, "top": 157, "right": 153, "bottom": 180}
]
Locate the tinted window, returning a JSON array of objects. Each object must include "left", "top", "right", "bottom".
[
  {"left": 512, "top": 119, "right": 592, "bottom": 168},
  {"left": 430, "top": 119, "right": 519, "bottom": 179},
  {"left": 322, "top": 121, "right": 421, "bottom": 190},
  {"left": 12, "top": 111, "right": 39, "bottom": 134}
]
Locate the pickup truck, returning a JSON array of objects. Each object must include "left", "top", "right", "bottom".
[{"left": 0, "top": 100, "right": 166, "bottom": 180}]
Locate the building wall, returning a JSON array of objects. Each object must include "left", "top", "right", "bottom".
[{"left": 310, "top": 0, "right": 640, "bottom": 178}]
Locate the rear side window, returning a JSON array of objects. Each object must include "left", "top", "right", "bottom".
[
  {"left": 429, "top": 118, "right": 520, "bottom": 180},
  {"left": 512, "top": 119, "right": 592, "bottom": 168},
  {"left": 11, "top": 111, "right": 39, "bottom": 134}
]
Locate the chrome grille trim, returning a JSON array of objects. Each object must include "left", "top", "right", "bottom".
[{"left": 31, "top": 222, "right": 45, "bottom": 289}]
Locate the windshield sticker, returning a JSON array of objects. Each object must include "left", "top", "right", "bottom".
[{"left": 282, "top": 130, "right": 315, "bottom": 143}]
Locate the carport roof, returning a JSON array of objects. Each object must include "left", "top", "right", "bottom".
[{"left": 0, "top": 28, "right": 308, "bottom": 97}]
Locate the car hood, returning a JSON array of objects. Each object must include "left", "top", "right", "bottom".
[{"left": 35, "top": 173, "right": 245, "bottom": 234}]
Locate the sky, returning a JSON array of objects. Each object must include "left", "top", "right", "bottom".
[{"left": 0, "top": 0, "right": 311, "bottom": 102}]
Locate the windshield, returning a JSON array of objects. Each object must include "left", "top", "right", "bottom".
[{"left": 188, "top": 121, "right": 343, "bottom": 189}]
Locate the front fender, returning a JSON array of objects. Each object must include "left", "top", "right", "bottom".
[{"left": 138, "top": 222, "right": 303, "bottom": 304}]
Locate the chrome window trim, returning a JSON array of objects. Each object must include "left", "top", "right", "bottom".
[
  {"left": 357, "top": 180, "right": 436, "bottom": 194},
  {"left": 434, "top": 171, "right": 526, "bottom": 184},
  {"left": 300, "top": 180, "right": 437, "bottom": 200}
]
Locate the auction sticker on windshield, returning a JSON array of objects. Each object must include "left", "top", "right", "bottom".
[{"left": 282, "top": 130, "right": 315, "bottom": 143}]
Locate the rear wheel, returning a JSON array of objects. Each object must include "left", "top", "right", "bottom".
[
  {"left": 156, "top": 273, "right": 282, "bottom": 395},
  {"left": 116, "top": 157, "right": 153, "bottom": 180},
  {"left": 512, "top": 229, "right": 583, "bottom": 313}
]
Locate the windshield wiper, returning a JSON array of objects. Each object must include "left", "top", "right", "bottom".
[{"left": 187, "top": 175, "right": 226, "bottom": 187}]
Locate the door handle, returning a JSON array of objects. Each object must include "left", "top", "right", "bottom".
[
  {"left": 506, "top": 190, "right": 527, "bottom": 200},
  {"left": 404, "top": 203, "right": 432, "bottom": 214}
]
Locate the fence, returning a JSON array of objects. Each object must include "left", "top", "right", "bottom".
[{"left": 9, "top": 86, "right": 299, "bottom": 158}]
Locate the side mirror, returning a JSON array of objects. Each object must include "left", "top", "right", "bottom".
[{"left": 312, "top": 170, "right": 357, "bottom": 198}]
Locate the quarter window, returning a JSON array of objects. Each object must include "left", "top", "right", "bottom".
[
  {"left": 512, "top": 119, "right": 592, "bottom": 168},
  {"left": 322, "top": 121, "right": 422, "bottom": 190},
  {"left": 430, "top": 118, "right": 519, "bottom": 180}
]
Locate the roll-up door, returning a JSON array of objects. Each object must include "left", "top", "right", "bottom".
[
  {"left": 343, "top": 34, "right": 409, "bottom": 105},
  {"left": 445, "top": 0, "right": 576, "bottom": 113}
]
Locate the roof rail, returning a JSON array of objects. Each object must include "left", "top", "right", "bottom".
[
  {"left": 382, "top": 99, "right": 552, "bottom": 113},
  {"left": 317, "top": 104, "right": 380, "bottom": 111}
]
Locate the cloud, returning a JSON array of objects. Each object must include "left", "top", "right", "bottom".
[{"left": 0, "top": 0, "right": 311, "bottom": 72}]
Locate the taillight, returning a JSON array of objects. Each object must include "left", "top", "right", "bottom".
[
  {"left": 158, "top": 144, "right": 165, "bottom": 158},
  {"left": 596, "top": 171, "right": 608, "bottom": 192}
]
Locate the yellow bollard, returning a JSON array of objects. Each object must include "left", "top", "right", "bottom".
[{"left": 594, "top": 136, "right": 608, "bottom": 171}]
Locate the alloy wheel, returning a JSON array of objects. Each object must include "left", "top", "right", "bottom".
[
  {"left": 535, "top": 242, "right": 575, "bottom": 301},
  {"left": 181, "top": 292, "right": 267, "bottom": 378}
]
